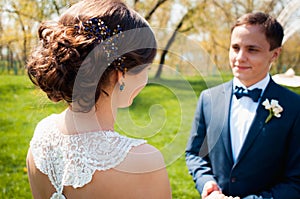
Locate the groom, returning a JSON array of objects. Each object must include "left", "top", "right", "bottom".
[{"left": 186, "top": 12, "right": 300, "bottom": 199}]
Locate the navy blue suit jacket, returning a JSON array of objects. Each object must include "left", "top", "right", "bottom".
[{"left": 186, "top": 78, "right": 300, "bottom": 199}]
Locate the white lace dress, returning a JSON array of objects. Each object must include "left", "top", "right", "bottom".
[{"left": 30, "top": 114, "right": 146, "bottom": 199}]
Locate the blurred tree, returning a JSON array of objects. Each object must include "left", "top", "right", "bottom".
[
  {"left": 154, "top": 3, "right": 199, "bottom": 78},
  {"left": 0, "top": 0, "right": 78, "bottom": 74},
  {"left": 278, "top": 32, "right": 300, "bottom": 74}
]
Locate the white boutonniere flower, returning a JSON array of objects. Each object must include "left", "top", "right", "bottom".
[{"left": 262, "top": 99, "right": 283, "bottom": 123}]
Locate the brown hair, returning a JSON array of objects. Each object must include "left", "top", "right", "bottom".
[
  {"left": 27, "top": 0, "right": 157, "bottom": 112},
  {"left": 231, "top": 12, "right": 284, "bottom": 51}
]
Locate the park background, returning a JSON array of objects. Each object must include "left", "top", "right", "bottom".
[{"left": 1, "top": 0, "right": 300, "bottom": 198}]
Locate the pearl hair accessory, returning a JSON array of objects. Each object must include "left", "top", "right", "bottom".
[{"left": 75, "top": 17, "right": 127, "bottom": 73}]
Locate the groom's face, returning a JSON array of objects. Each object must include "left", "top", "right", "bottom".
[{"left": 229, "top": 24, "right": 281, "bottom": 87}]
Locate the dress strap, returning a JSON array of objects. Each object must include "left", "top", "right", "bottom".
[{"left": 50, "top": 192, "right": 66, "bottom": 199}]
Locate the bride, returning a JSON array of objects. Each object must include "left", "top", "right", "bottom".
[{"left": 26, "top": 0, "right": 172, "bottom": 198}]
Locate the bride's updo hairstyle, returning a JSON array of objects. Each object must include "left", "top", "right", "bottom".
[{"left": 27, "top": 0, "right": 157, "bottom": 112}]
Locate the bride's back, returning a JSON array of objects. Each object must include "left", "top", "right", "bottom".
[{"left": 27, "top": 143, "right": 171, "bottom": 199}]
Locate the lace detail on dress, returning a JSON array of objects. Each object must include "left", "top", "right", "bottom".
[{"left": 30, "top": 114, "right": 146, "bottom": 197}]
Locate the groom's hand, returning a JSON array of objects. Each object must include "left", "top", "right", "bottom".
[
  {"left": 202, "top": 181, "right": 240, "bottom": 199},
  {"left": 202, "top": 181, "right": 222, "bottom": 198},
  {"left": 205, "top": 191, "right": 240, "bottom": 199}
]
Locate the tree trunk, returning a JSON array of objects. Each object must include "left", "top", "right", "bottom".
[
  {"left": 145, "top": 0, "right": 167, "bottom": 21},
  {"left": 154, "top": 17, "right": 185, "bottom": 79}
]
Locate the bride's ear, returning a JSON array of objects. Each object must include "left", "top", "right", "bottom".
[{"left": 117, "top": 70, "right": 124, "bottom": 85}]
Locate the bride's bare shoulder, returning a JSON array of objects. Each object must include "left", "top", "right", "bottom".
[
  {"left": 115, "top": 143, "right": 166, "bottom": 173},
  {"left": 109, "top": 144, "right": 172, "bottom": 198}
]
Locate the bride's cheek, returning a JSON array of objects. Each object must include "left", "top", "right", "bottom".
[{"left": 130, "top": 86, "right": 144, "bottom": 102}]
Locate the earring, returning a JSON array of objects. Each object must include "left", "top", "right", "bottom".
[{"left": 120, "top": 81, "right": 125, "bottom": 91}]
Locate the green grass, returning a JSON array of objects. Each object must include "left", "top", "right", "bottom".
[
  {"left": 0, "top": 75, "right": 66, "bottom": 199},
  {"left": 1, "top": 74, "right": 299, "bottom": 198}
]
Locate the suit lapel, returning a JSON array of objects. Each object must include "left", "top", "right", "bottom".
[
  {"left": 235, "top": 79, "right": 276, "bottom": 164},
  {"left": 220, "top": 81, "right": 234, "bottom": 165}
]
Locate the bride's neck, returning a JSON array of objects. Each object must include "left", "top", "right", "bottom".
[{"left": 59, "top": 99, "right": 117, "bottom": 134}]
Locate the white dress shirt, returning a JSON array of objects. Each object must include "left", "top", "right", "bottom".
[{"left": 230, "top": 75, "right": 270, "bottom": 163}]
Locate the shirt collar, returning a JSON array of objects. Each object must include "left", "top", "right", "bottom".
[{"left": 233, "top": 74, "right": 270, "bottom": 91}]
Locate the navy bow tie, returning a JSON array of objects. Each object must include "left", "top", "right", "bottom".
[{"left": 234, "top": 86, "right": 262, "bottom": 102}]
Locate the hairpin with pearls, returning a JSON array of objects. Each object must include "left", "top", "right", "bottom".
[{"left": 75, "top": 17, "right": 127, "bottom": 73}]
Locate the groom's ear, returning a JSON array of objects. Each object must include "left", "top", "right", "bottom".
[{"left": 270, "top": 47, "right": 282, "bottom": 62}]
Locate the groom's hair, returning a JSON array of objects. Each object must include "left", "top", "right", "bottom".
[{"left": 231, "top": 12, "right": 284, "bottom": 51}]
